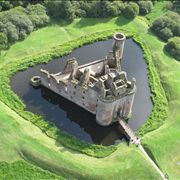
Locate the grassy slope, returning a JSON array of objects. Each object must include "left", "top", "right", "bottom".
[
  {"left": 140, "top": 32, "right": 180, "bottom": 179},
  {"left": 0, "top": 161, "right": 63, "bottom": 180},
  {"left": 0, "top": 1, "right": 179, "bottom": 179},
  {"left": 146, "top": 1, "right": 167, "bottom": 22},
  {"left": 0, "top": 101, "right": 160, "bottom": 179},
  {"left": 0, "top": 16, "right": 146, "bottom": 65},
  {"left": 141, "top": 2, "right": 180, "bottom": 178}
]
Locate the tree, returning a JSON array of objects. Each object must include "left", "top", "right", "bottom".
[
  {"left": 0, "top": 7, "right": 33, "bottom": 42},
  {"left": 0, "top": 32, "right": 8, "bottom": 52},
  {"left": 5, "top": 22, "right": 19, "bottom": 42},
  {"left": 26, "top": 4, "right": 49, "bottom": 28},
  {"left": 137, "top": 1, "right": 153, "bottom": 15},
  {"left": 123, "top": 2, "right": 139, "bottom": 19},
  {"left": 151, "top": 11, "right": 180, "bottom": 41},
  {"left": 0, "top": 1, "right": 13, "bottom": 11},
  {"left": 100, "top": 1, "right": 123, "bottom": 17},
  {"left": 88, "top": 1, "right": 100, "bottom": 18},
  {"left": 111, "top": 1, "right": 125, "bottom": 15},
  {"left": 159, "top": 27, "right": 173, "bottom": 41},
  {"left": 45, "top": 0, "right": 75, "bottom": 21},
  {"left": 165, "top": 37, "right": 180, "bottom": 60},
  {"left": 44, "top": 0, "right": 61, "bottom": 19},
  {"left": 171, "top": 0, "right": 180, "bottom": 13},
  {"left": 63, "top": 0, "right": 75, "bottom": 21},
  {"left": 71, "top": 1, "right": 86, "bottom": 17},
  {"left": 8, "top": 12, "right": 34, "bottom": 35}
]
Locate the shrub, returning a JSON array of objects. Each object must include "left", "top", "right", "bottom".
[
  {"left": 123, "top": 2, "right": 139, "bottom": 19},
  {"left": 137, "top": 1, "right": 153, "bottom": 15},
  {"left": 165, "top": 37, "right": 180, "bottom": 60}
]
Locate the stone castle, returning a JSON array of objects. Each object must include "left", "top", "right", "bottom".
[{"left": 31, "top": 32, "right": 136, "bottom": 126}]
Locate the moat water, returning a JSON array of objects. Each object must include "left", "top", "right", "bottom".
[{"left": 11, "top": 39, "right": 152, "bottom": 145}]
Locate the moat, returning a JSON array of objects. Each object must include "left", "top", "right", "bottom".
[{"left": 11, "top": 39, "right": 152, "bottom": 145}]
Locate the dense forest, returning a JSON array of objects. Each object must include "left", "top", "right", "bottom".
[{"left": 0, "top": 0, "right": 179, "bottom": 60}]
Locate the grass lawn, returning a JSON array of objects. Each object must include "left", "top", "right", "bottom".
[
  {"left": 146, "top": 1, "right": 168, "bottom": 22},
  {"left": 0, "top": 16, "right": 147, "bottom": 65},
  {"left": 0, "top": 101, "right": 161, "bottom": 179},
  {"left": 0, "top": 1, "right": 179, "bottom": 179}
]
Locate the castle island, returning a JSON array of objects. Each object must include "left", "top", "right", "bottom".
[{"left": 31, "top": 32, "right": 136, "bottom": 126}]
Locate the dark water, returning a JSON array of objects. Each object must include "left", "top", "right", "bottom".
[{"left": 11, "top": 39, "right": 152, "bottom": 145}]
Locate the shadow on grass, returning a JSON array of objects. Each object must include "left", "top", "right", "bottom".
[
  {"left": 115, "top": 16, "right": 132, "bottom": 26},
  {"left": 163, "top": 47, "right": 180, "bottom": 62},
  {"left": 74, "top": 18, "right": 113, "bottom": 28},
  {"left": 142, "top": 144, "right": 162, "bottom": 170},
  {"left": 48, "top": 17, "right": 132, "bottom": 30},
  {"left": 49, "top": 18, "right": 73, "bottom": 27}
]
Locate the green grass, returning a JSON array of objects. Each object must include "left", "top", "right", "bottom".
[
  {"left": 0, "top": 161, "right": 63, "bottom": 180},
  {"left": 0, "top": 16, "right": 147, "bottom": 65},
  {"left": 139, "top": 33, "right": 180, "bottom": 179},
  {"left": 0, "top": 101, "right": 161, "bottom": 179},
  {"left": 146, "top": 1, "right": 167, "bottom": 22},
  {"left": 0, "top": 1, "right": 179, "bottom": 179}
]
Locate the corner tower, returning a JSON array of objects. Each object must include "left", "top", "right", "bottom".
[{"left": 112, "top": 32, "right": 126, "bottom": 72}]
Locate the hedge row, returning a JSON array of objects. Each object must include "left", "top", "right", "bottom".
[
  {"left": 0, "top": 29, "right": 167, "bottom": 157},
  {"left": 133, "top": 36, "right": 168, "bottom": 135}
]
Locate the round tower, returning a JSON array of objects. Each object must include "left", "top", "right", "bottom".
[{"left": 113, "top": 32, "right": 126, "bottom": 62}]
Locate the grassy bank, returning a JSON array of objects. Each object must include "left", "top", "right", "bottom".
[
  {"left": 0, "top": 100, "right": 161, "bottom": 179},
  {"left": 0, "top": 161, "right": 63, "bottom": 180}
]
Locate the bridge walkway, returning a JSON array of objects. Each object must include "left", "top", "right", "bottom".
[{"left": 118, "top": 118, "right": 140, "bottom": 146}]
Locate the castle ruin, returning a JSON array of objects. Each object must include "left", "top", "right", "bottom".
[{"left": 31, "top": 32, "right": 136, "bottom": 126}]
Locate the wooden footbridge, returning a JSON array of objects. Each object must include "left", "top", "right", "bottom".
[{"left": 118, "top": 118, "right": 141, "bottom": 146}]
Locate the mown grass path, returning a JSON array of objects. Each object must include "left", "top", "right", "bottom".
[{"left": 0, "top": 2, "right": 179, "bottom": 179}]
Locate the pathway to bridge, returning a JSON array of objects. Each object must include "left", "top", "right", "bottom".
[{"left": 118, "top": 118, "right": 167, "bottom": 180}]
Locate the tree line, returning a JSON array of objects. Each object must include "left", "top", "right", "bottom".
[
  {"left": 45, "top": 0, "right": 154, "bottom": 21},
  {"left": 0, "top": 0, "right": 155, "bottom": 53}
]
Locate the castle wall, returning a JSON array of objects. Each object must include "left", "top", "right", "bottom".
[
  {"left": 41, "top": 72, "right": 135, "bottom": 126},
  {"left": 41, "top": 74, "right": 99, "bottom": 115}
]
